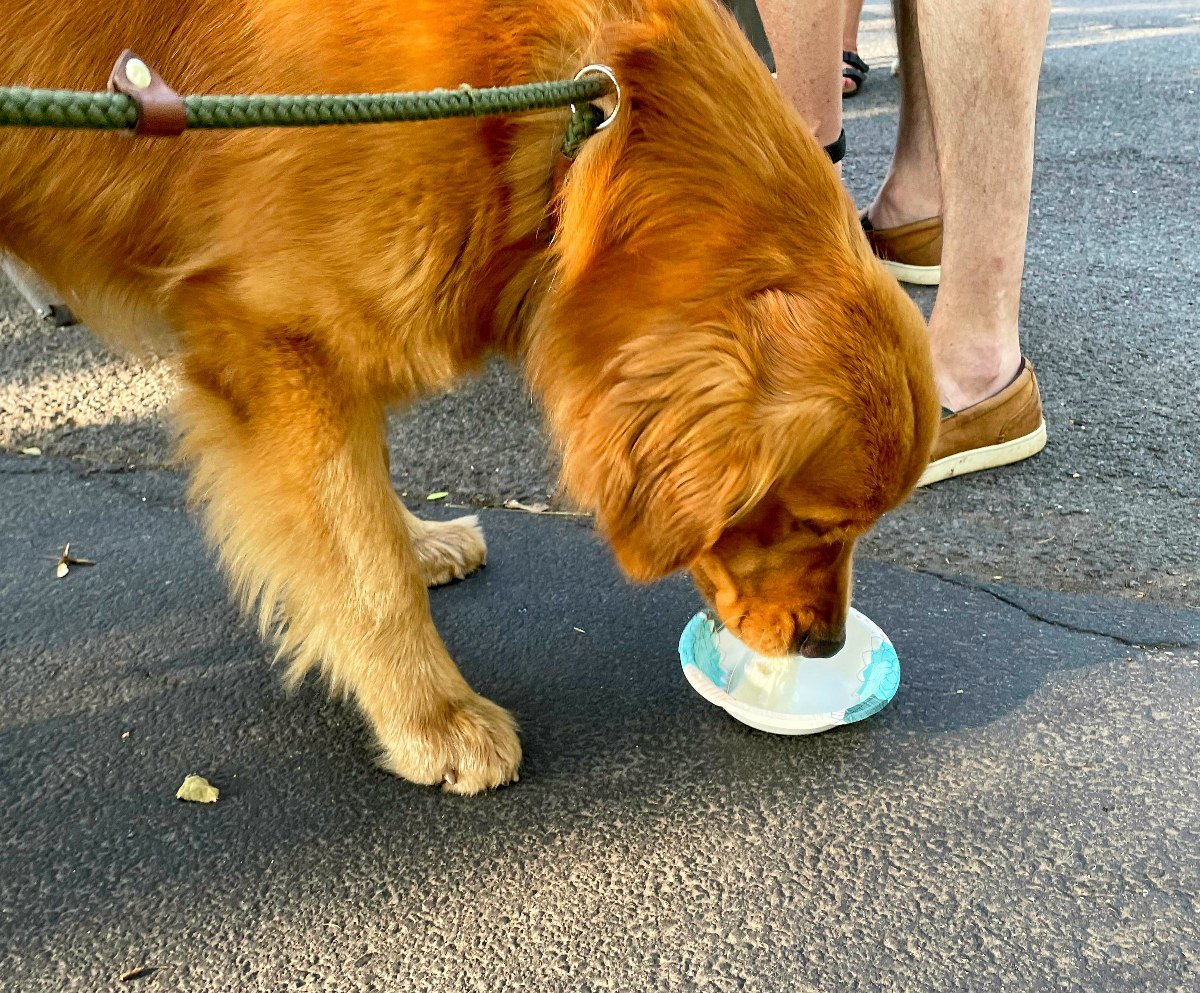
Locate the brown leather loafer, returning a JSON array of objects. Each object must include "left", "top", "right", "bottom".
[
  {"left": 861, "top": 212, "right": 942, "bottom": 286},
  {"left": 917, "top": 358, "right": 1047, "bottom": 487}
]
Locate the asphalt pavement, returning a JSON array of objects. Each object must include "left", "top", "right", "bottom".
[
  {"left": 2, "top": 459, "right": 1198, "bottom": 991},
  {"left": 2, "top": 1, "right": 1199, "bottom": 990}
]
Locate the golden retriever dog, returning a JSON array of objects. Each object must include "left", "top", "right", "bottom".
[{"left": 0, "top": 0, "right": 938, "bottom": 792}]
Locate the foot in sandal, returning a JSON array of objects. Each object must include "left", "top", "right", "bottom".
[{"left": 842, "top": 51, "right": 869, "bottom": 96}]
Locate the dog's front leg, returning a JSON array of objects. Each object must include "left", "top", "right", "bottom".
[
  {"left": 380, "top": 443, "right": 489, "bottom": 588},
  {"left": 402, "top": 506, "right": 489, "bottom": 588},
  {"left": 175, "top": 343, "right": 520, "bottom": 793}
]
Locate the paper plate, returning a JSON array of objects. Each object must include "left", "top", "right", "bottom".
[{"left": 678, "top": 608, "right": 900, "bottom": 735}]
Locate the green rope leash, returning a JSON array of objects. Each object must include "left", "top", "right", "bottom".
[
  {"left": 0, "top": 75, "right": 611, "bottom": 133},
  {"left": 560, "top": 102, "right": 605, "bottom": 159}
]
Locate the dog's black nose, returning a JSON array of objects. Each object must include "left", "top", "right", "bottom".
[{"left": 793, "top": 629, "right": 846, "bottom": 658}]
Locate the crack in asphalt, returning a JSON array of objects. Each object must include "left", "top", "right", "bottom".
[{"left": 918, "top": 568, "right": 1200, "bottom": 651}]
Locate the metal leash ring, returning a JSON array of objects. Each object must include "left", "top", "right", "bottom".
[{"left": 571, "top": 64, "right": 621, "bottom": 131}]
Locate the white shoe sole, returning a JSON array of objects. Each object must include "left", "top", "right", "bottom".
[
  {"left": 880, "top": 259, "right": 941, "bottom": 286},
  {"left": 917, "top": 419, "right": 1047, "bottom": 488}
]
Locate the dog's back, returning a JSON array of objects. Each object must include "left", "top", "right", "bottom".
[{"left": 0, "top": 0, "right": 581, "bottom": 367}]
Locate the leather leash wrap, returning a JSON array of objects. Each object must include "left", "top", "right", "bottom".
[{"left": 107, "top": 51, "right": 186, "bottom": 136}]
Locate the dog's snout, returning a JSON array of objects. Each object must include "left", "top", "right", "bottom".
[{"left": 790, "top": 628, "right": 846, "bottom": 658}]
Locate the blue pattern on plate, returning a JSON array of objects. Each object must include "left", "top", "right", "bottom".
[
  {"left": 843, "top": 641, "right": 901, "bottom": 723},
  {"left": 678, "top": 613, "right": 725, "bottom": 687},
  {"left": 680, "top": 610, "right": 901, "bottom": 730}
]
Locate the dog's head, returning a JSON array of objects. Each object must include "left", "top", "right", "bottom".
[
  {"left": 529, "top": 0, "right": 939, "bottom": 657},
  {"left": 681, "top": 286, "right": 935, "bottom": 658}
]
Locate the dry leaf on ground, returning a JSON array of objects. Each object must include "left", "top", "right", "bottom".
[
  {"left": 19, "top": 446, "right": 42, "bottom": 457},
  {"left": 503, "top": 499, "right": 549, "bottom": 514},
  {"left": 176, "top": 774, "right": 219, "bottom": 803},
  {"left": 120, "top": 964, "right": 152, "bottom": 982},
  {"left": 54, "top": 543, "right": 95, "bottom": 579}
]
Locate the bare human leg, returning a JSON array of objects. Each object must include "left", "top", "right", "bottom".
[
  {"left": 758, "top": 0, "right": 846, "bottom": 150},
  {"left": 883, "top": 0, "right": 1052, "bottom": 410},
  {"left": 842, "top": 0, "right": 867, "bottom": 95},
  {"left": 866, "top": 0, "right": 941, "bottom": 229}
]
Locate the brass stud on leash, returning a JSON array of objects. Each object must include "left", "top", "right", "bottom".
[
  {"left": 123, "top": 58, "right": 152, "bottom": 90},
  {"left": 106, "top": 50, "right": 186, "bottom": 136}
]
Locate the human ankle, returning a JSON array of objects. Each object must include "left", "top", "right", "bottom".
[
  {"left": 868, "top": 177, "right": 940, "bottom": 230},
  {"left": 933, "top": 346, "right": 1023, "bottom": 412}
]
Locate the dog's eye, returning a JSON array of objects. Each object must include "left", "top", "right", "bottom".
[
  {"left": 800, "top": 518, "right": 856, "bottom": 542},
  {"left": 783, "top": 517, "right": 828, "bottom": 539}
]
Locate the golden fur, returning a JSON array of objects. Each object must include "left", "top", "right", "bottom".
[{"left": 0, "top": 0, "right": 937, "bottom": 792}]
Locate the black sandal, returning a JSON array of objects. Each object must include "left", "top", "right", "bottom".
[{"left": 842, "top": 51, "right": 869, "bottom": 97}]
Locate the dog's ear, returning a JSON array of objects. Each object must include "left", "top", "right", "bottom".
[{"left": 555, "top": 321, "right": 827, "bottom": 582}]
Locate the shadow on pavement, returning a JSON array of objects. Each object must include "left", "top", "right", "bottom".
[{"left": 2, "top": 463, "right": 1196, "bottom": 990}]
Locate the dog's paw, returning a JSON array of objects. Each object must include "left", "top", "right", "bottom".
[
  {"left": 411, "top": 514, "right": 487, "bottom": 587},
  {"left": 378, "top": 693, "right": 521, "bottom": 795}
]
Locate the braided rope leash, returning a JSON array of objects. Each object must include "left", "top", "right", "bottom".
[{"left": 0, "top": 51, "right": 618, "bottom": 154}]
